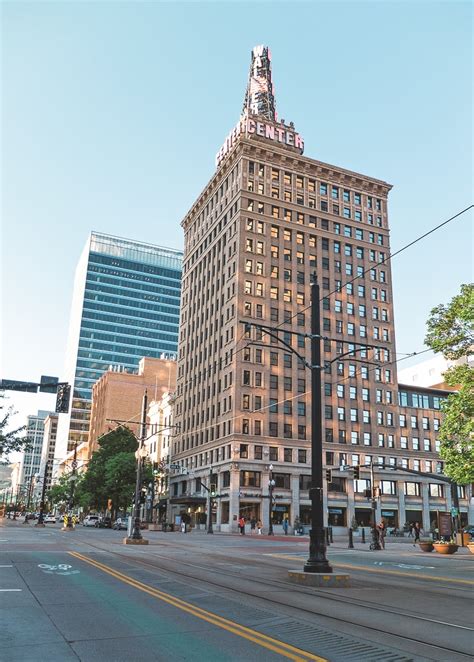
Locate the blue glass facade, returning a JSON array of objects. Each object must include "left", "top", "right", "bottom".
[{"left": 57, "top": 233, "right": 182, "bottom": 456}]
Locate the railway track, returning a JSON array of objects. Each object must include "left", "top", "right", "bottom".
[{"left": 76, "top": 536, "right": 473, "bottom": 661}]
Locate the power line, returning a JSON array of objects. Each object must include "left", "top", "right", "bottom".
[
  {"left": 236, "top": 204, "right": 473, "bottom": 362},
  {"left": 177, "top": 206, "right": 471, "bottom": 402}
]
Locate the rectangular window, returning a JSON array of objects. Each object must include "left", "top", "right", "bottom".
[{"left": 240, "top": 471, "right": 261, "bottom": 487}]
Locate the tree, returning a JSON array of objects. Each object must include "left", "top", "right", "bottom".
[
  {"left": 47, "top": 474, "right": 74, "bottom": 512},
  {"left": 424, "top": 283, "right": 474, "bottom": 484},
  {"left": 77, "top": 426, "right": 152, "bottom": 516},
  {"left": 0, "top": 392, "right": 29, "bottom": 461},
  {"left": 104, "top": 453, "right": 139, "bottom": 515}
]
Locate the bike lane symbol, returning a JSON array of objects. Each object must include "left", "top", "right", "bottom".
[{"left": 38, "top": 563, "right": 80, "bottom": 575}]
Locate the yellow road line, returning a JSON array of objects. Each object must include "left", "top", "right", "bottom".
[
  {"left": 69, "top": 551, "right": 326, "bottom": 662},
  {"left": 267, "top": 554, "right": 474, "bottom": 586}
]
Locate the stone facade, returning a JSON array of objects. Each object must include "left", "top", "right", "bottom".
[{"left": 169, "top": 47, "right": 472, "bottom": 534}]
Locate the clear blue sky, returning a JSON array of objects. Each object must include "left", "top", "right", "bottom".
[{"left": 2, "top": 1, "right": 473, "bottom": 433}]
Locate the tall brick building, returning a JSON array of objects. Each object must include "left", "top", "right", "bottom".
[
  {"left": 88, "top": 356, "right": 176, "bottom": 457},
  {"left": 170, "top": 46, "right": 472, "bottom": 531}
]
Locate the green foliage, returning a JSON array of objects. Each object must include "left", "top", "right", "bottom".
[
  {"left": 438, "top": 365, "right": 474, "bottom": 484},
  {"left": 104, "top": 452, "right": 138, "bottom": 513},
  {"left": 424, "top": 284, "right": 474, "bottom": 484},
  {"left": 0, "top": 392, "right": 29, "bottom": 460},
  {"left": 76, "top": 426, "right": 152, "bottom": 514},
  {"left": 425, "top": 284, "right": 474, "bottom": 360},
  {"left": 47, "top": 474, "right": 73, "bottom": 508}
]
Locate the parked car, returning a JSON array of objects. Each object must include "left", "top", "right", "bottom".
[
  {"left": 95, "top": 517, "right": 112, "bottom": 529},
  {"left": 44, "top": 514, "right": 57, "bottom": 523},
  {"left": 113, "top": 517, "right": 130, "bottom": 531},
  {"left": 83, "top": 515, "right": 99, "bottom": 527}
]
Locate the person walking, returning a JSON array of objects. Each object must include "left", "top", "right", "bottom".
[
  {"left": 250, "top": 516, "right": 257, "bottom": 535},
  {"left": 413, "top": 521, "right": 421, "bottom": 546},
  {"left": 256, "top": 519, "right": 263, "bottom": 535},
  {"left": 282, "top": 518, "right": 289, "bottom": 535},
  {"left": 408, "top": 522, "right": 414, "bottom": 537},
  {"left": 238, "top": 516, "right": 246, "bottom": 535},
  {"left": 377, "top": 519, "right": 386, "bottom": 549}
]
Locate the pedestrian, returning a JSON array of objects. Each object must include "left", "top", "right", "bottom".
[
  {"left": 413, "top": 521, "right": 421, "bottom": 546},
  {"left": 250, "top": 516, "right": 257, "bottom": 535},
  {"left": 238, "top": 516, "right": 246, "bottom": 535},
  {"left": 377, "top": 519, "right": 386, "bottom": 549},
  {"left": 408, "top": 522, "right": 414, "bottom": 537},
  {"left": 282, "top": 518, "right": 289, "bottom": 535},
  {"left": 256, "top": 519, "right": 263, "bottom": 535}
]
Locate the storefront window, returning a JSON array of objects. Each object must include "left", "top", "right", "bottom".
[{"left": 328, "top": 508, "right": 346, "bottom": 526}]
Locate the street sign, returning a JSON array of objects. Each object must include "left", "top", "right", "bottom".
[
  {"left": 450, "top": 507, "right": 459, "bottom": 517},
  {"left": 0, "top": 379, "right": 38, "bottom": 393},
  {"left": 39, "top": 376, "right": 59, "bottom": 394}
]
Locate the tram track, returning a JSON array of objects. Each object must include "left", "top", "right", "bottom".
[{"left": 76, "top": 536, "right": 473, "bottom": 661}]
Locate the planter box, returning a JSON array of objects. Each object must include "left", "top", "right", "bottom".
[
  {"left": 433, "top": 543, "right": 458, "bottom": 555},
  {"left": 418, "top": 542, "right": 434, "bottom": 552}
]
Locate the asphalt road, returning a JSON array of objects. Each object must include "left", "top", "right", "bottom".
[{"left": 1, "top": 519, "right": 472, "bottom": 661}]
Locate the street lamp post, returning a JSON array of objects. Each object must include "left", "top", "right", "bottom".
[
  {"left": 207, "top": 466, "right": 214, "bottom": 535},
  {"left": 64, "top": 442, "right": 78, "bottom": 530},
  {"left": 36, "top": 461, "right": 50, "bottom": 527},
  {"left": 304, "top": 277, "right": 332, "bottom": 573},
  {"left": 370, "top": 461, "right": 381, "bottom": 550},
  {"left": 128, "top": 390, "right": 148, "bottom": 542},
  {"left": 268, "top": 465, "right": 275, "bottom": 536}
]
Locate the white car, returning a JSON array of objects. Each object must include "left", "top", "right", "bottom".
[
  {"left": 83, "top": 515, "right": 99, "bottom": 527},
  {"left": 44, "top": 515, "right": 57, "bottom": 523}
]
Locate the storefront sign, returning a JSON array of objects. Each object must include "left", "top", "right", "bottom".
[
  {"left": 329, "top": 508, "right": 343, "bottom": 514},
  {"left": 216, "top": 117, "right": 304, "bottom": 166},
  {"left": 382, "top": 510, "right": 396, "bottom": 516},
  {"left": 438, "top": 511, "right": 452, "bottom": 537}
]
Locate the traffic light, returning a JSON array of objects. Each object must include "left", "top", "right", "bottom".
[
  {"left": 139, "top": 487, "right": 147, "bottom": 504},
  {"left": 325, "top": 469, "right": 332, "bottom": 482},
  {"left": 364, "top": 489, "right": 372, "bottom": 499},
  {"left": 353, "top": 466, "right": 360, "bottom": 480},
  {"left": 210, "top": 483, "right": 217, "bottom": 497},
  {"left": 55, "top": 383, "right": 71, "bottom": 413}
]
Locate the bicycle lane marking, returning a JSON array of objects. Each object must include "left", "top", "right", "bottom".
[{"left": 69, "top": 551, "right": 327, "bottom": 662}]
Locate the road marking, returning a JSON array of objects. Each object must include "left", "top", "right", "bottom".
[
  {"left": 374, "top": 562, "right": 435, "bottom": 570},
  {"left": 0, "top": 589, "right": 21, "bottom": 592},
  {"left": 0, "top": 565, "right": 13, "bottom": 568},
  {"left": 70, "top": 551, "right": 327, "bottom": 662},
  {"left": 265, "top": 554, "right": 474, "bottom": 586}
]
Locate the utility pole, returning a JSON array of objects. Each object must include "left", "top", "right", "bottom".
[
  {"left": 127, "top": 390, "right": 148, "bottom": 543},
  {"left": 304, "top": 277, "right": 332, "bottom": 574}
]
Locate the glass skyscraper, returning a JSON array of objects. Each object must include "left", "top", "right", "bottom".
[{"left": 55, "top": 232, "right": 183, "bottom": 463}]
